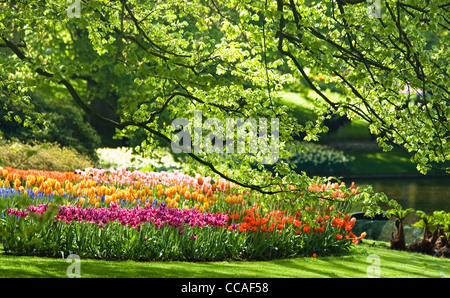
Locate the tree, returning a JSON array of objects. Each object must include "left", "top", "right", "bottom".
[
  {"left": 0, "top": 0, "right": 448, "bottom": 201},
  {"left": 273, "top": 0, "right": 449, "bottom": 174}
]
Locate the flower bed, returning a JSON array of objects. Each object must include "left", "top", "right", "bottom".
[{"left": 0, "top": 166, "right": 368, "bottom": 261}]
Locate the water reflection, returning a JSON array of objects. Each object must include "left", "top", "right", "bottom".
[{"left": 347, "top": 177, "right": 450, "bottom": 213}]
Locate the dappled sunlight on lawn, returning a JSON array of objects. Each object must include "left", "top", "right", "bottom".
[{"left": 2, "top": 244, "right": 448, "bottom": 278}]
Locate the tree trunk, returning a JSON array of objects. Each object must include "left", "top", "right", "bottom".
[{"left": 391, "top": 220, "right": 406, "bottom": 250}]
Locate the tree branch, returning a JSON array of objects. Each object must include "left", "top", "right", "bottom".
[{"left": 1, "top": 34, "right": 288, "bottom": 195}]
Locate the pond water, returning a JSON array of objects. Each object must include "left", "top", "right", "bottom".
[
  {"left": 347, "top": 176, "right": 450, "bottom": 242},
  {"left": 347, "top": 176, "right": 450, "bottom": 213}
]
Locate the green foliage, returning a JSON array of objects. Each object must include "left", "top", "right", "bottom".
[
  {"left": 274, "top": 0, "right": 449, "bottom": 174},
  {"left": 286, "top": 142, "right": 355, "bottom": 175},
  {"left": 413, "top": 210, "right": 450, "bottom": 241},
  {"left": 0, "top": 0, "right": 448, "bottom": 202},
  {"left": 0, "top": 91, "right": 102, "bottom": 160},
  {"left": 0, "top": 141, "right": 94, "bottom": 171},
  {"left": 389, "top": 207, "right": 415, "bottom": 222},
  {"left": 433, "top": 211, "right": 450, "bottom": 238},
  {"left": 413, "top": 210, "right": 438, "bottom": 232}
]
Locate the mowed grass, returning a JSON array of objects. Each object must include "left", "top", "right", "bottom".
[{"left": 1, "top": 241, "right": 448, "bottom": 278}]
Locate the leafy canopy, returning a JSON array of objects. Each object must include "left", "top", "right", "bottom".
[{"left": 0, "top": 1, "right": 448, "bottom": 208}]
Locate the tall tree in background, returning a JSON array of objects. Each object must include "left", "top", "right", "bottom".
[{"left": 0, "top": 0, "right": 448, "bottom": 199}]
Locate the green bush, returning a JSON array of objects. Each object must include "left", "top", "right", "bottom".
[
  {"left": 0, "top": 92, "right": 101, "bottom": 161},
  {"left": 0, "top": 141, "right": 94, "bottom": 172}
]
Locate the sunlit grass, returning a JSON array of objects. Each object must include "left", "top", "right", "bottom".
[{"left": 1, "top": 241, "right": 449, "bottom": 278}]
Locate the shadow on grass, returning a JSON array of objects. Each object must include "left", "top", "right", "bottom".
[{"left": 1, "top": 245, "right": 449, "bottom": 278}]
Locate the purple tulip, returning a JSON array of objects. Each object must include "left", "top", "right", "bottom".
[{"left": 7, "top": 203, "right": 228, "bottom": 230}]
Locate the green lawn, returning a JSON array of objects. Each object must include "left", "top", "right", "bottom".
[
  {"left": 1, "top": 241, "right": 448, "bottom": 278},
  {"left": 347, "top": 150, "right": 419, "bottom": 176}
]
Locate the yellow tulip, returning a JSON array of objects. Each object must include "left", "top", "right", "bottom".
[
  {"left": 88, "top": 180, "right": 95, "bottom": 188},
  {"left": 27, "top": 175, "right": 36, "bottom": 185},
  {"left": 14, "top": 179, "right": 21, "bottom": 190},
  {"left": 43, "top": 181, "right": 50, "bottom": 190},
  {"left": 45, "top": 187, "right": 52, "bottom": 196}
]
